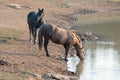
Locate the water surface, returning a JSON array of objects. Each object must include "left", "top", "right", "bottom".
[{"left": 68, "top": 17, "right": 120, "bottom": 80}]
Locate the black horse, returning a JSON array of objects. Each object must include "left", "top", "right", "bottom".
[
  {"left": 27, "top": 8, "right": 44, "bottom": 45},
  {"left": 38, "top": 23, "right": 84, "bottom": 61}
]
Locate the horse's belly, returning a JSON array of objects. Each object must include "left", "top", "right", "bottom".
[
  {"left": 51, "top": 32, "right": 68, "bottom": 44},
  {"left": 51, "top": 38, "right": 62, "bottom": 44}
]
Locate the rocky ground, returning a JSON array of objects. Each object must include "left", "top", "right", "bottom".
[{"left": 0, "top": 0, "right": 120, "bottom": 80}]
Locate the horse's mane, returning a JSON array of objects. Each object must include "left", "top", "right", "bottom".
[
  {"left": 70, "top": 30, "right": 81, "bottom": 43},
  {"left": 75, "top": 33, "right": 81, "bottom": 43}
]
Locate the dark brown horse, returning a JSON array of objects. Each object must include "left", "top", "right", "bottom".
[{"left": 38, "top": 23, "right": 84, "bottom": 61}]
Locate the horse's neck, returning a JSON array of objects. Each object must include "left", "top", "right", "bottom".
[
  {"left": 78, "top": 36, "right": 83, "bottom": 49},
  {"left": 80, "top": 42, "right": 83, "bottom": 49},
  {"left": 71, "top": 31, "right": 83, "bottom": 48},
  {"left": 41, "top": 19, "right": 44, "bottom": 24},
  {"left": 36, "top": 19, "right": 44, "bottom": 28},
  {"left": 39, "top": 18, "right": 44, "bottom": 23}
]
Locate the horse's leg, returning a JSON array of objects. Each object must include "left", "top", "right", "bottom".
[
  {"left": 29, "top": 26, "right": 32, "bottom": 43},
  {"left": 31, "top": 28, "right": 34, "bottom": 44},
  {"left": 64, "top": 44, "right": 70, "bottom": 61},
  {"left": 33, "top": 28, "right": 37, "bottom": 45},
  {"left": 31, "top": 28, "right": 36, "bottom": 45},
  {"left": 44, "top": 38, "right": 50, "bottom": 57}
]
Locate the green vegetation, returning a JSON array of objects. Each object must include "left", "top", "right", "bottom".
[{"left": 0, "top": 29, "right": 20, "bottom": 39}]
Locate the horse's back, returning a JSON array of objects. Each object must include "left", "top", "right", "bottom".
[
  {"left": 28, "top": 11, "right": 36, "bottom": 19},
  {"left": 41, "top": 24, "right": 80, "bottom": 44},
  {"left": 27, "top": 11, "right": 36, "bottom": 21},
  {"left": 41, "top": 24, "right": 70, "bottom": 44},
  {"left": 40, "top": 23, "right": 55, "bottom": 32},
  {"left": 27, "top": 11, "right": 37, "bottom": 26}
]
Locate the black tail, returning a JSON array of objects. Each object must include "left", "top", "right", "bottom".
[{"left": 38, "top": 28, "right": 43, "bottom": 52}]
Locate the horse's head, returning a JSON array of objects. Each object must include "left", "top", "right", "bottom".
[
  {"left": 75, "top": 44, "right": 85, "bottom": 60},
  {"left": 77, "top": 35, "right": 85, "bottom": 60},
  {"left": 37, "top": 8, "right": 44, "bottom": 21},
  {"left": 79, "top": 47, "right": 84, "bottom": 60},
  {"left": 74, "top": 44, "right": 85, "bottom": 60},
  {"left": 71, "top": 31, "right": 85, "bottom": 60}
]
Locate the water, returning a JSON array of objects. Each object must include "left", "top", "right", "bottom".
[{"left": 67, "top": 17, "right": 120, "bottom": 80}]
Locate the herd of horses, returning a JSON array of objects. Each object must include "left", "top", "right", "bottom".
[{"left": 27, "top": 8, "right": 84, "bottom": 61}]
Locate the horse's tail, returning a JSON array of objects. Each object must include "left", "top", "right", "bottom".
[{"left": 38, "top": 27, "right": 43, "bottom": 52}]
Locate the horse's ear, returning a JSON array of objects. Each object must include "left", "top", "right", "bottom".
[
  {"left": 38, "top": 8, "right": 40, "bottom": 11},
  {"left": 41, "top": 8, "right": 44, "bottom": 11}
]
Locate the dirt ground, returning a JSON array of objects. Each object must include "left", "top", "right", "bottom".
[{"left": 0, "top": 0, "right": 120, "bottom": 80}]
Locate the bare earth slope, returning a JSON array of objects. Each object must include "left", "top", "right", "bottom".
[{"left": 0, "top": 0, "right": 120, "bottom": 79}]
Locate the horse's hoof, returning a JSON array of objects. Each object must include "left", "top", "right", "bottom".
[
  {"left": 46, "top": 54, "right": 50, "bottom": 57},
  {"left": 29, "top": 39, "right": 32, "bottom": 43},
  {"left": 80, "top": 58, "right": 84, "bottom": 60},
  {"left": 64, "top": 58, "right": 68, "bottom": 62},
  {"left": 33, "top": 42, "right": 36, "bottom": 45},
  {"left": 33, "top": 43, "right": 35, "bottom": 45}
]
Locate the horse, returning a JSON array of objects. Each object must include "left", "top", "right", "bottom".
[
  {"left": 38, "top": 23, "right": 84, "bottom": 61},
  {"left": 27, "top": 8, "right": 44, "bottom": 45}
]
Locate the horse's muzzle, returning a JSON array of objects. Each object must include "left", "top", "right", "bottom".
[{"left": 80, "top": 56, "right": 84, "bottom": 60}]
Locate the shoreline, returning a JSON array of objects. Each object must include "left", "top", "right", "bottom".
[{"left": 0, "top": 0, "right": 120, "bottom": 79}]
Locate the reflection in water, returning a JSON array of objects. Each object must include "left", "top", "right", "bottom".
[
  {"left": 79, "top": 41, "right": 120, "bottom": 80},
  {"left": 67, "top": 56, "right": 84, "bottom": 77},
  {"left": 67, "top": 56, "right": 80, "bottom": 73},
  {"left": 67, "top": 41, "right": 120, "bottom": 80},
  {"left": 76, "top": 61, "right": 84, "bottom": 77}
]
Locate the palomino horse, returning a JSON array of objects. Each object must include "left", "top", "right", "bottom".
[
  {"left": 27, "top": 8, "right": 44, "bottom": 45},
  {"left": 38, "top": 23, "right": 84, "bottom": 61}
]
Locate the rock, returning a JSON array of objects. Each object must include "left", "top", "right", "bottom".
[
  {"left": 5, "top": 4, "right": 22, "bottom": 10},
  {"left": 42, "top": 73, "right": 78, "bottom": 80},
  {"left": 74, "top": 8, "right": 98, "bottom": 15},
  {"left": 0, "top": 60, "right": 9, "bottom": 66},
  {"left": 75, "top": 31, "right": 100, "bottom": 41}
]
